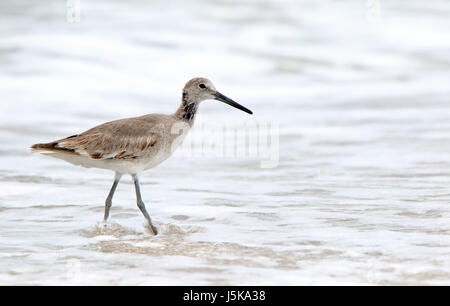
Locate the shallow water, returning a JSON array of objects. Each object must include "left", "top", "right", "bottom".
[{"left": 0, "top": 0, "right": 450, "bottom": 285}]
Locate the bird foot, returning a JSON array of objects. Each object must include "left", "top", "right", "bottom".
[{"left": 147, "top": 223, "right": 158, "bottom": 235}]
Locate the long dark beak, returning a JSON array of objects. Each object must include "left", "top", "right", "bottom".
[{"left": 214, "top": 92, "right": 253, "bottom": 115}]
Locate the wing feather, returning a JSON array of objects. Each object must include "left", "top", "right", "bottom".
[
  {"left": 57, "top": 133, "right": 157, "bottom": 160},
  {"left": 31, "top": 115, "right": 164, "bottom": 161}
]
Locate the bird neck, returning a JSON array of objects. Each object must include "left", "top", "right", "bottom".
[{"left": 174, "top": 91, "right": 199, "bottom": 124}]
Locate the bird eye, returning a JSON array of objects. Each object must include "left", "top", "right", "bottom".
[{"left": 199, "top": 84, "right": 206, "bottom": 89}]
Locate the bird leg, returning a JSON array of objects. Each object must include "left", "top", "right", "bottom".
[
  {"left": 104, "top": 172, "right": 122, "bottom": 222},
  {"left": 132, "top": 174, "right": 158, "bottom": 235}
]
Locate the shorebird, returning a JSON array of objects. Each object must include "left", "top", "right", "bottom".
[{"left": 31, "top": 77, "right": 252, "bottom": 235}]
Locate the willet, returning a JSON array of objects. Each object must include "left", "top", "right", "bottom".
[{"left": 30, "top": 78, "right": 253, "bottom": 235}]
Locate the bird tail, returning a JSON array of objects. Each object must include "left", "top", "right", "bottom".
[
  {"left": 31, "top": 134, "right": 81, "bottom": 155},
  {"left": 30, "top": 142, "right": 60, "bottom": 154}
]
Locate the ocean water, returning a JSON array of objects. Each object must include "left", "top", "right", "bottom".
[{"left": 0, "top": 0, "right": 449, "bottom": 285}]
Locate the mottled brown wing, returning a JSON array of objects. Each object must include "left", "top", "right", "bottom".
[
  {"left": 33, "top": 115, "right": 161, "bottom": 160},
  {"left": 57, "top": 132, "right": 158, "bottom": 160},
  {"left": 31, "top": 115, "right": 169, "bottom": 160}
]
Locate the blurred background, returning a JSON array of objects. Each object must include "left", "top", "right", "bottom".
[{"left": 0, "top": 0, "right": 449, "bottom": 285}]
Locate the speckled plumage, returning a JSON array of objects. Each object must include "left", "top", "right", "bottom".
[{"left": 31, "top": 113, "right": 185, "bottom": 174}]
